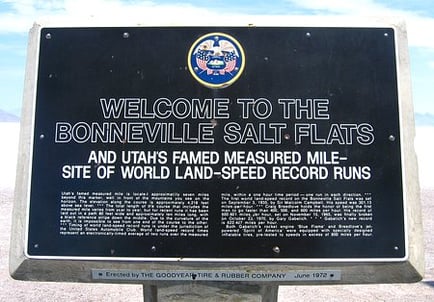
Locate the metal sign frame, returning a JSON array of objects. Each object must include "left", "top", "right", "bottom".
[{"left": 10, "top": 18, "right": 423, "bottom": 284}]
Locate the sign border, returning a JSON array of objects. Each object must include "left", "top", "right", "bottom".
[{"left": 9, "top": 19, "right": 423, "bottom": 284}]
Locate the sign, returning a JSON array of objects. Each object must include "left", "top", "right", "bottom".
[{"left": 25, "top": 26, "right": 406, "bottom": 261}]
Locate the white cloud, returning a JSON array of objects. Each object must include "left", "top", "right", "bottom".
[
  {"left": 287, "top": 0, "right": 384, "bottom": 15},
  {"left": 405, "top": 15, "right": 434, "bottom": 49},
  {"left": 0, "top": 0, "right": 219, "bottom": 32},
  {"left": 1, "top": 0, "right": 434, "bottom": 50},
  {"left": 286, "top": 0, "right": 434, "bottom": 49}
]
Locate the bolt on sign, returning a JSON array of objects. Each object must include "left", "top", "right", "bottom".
[{"left": 10, "top": 19, "right": 423, "bottom": 284}]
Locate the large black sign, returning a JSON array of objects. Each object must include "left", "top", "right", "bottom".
[{"left": 27, "top": 27, "right": 405, "bottom": 260}]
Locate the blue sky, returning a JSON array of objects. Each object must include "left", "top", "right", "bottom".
[{"left": 1, "top": 0, "right": 434, "bottom": 116}]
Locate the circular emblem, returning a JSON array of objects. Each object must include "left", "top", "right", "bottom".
[{"left": 188, "top": 32, "right": 245, "bottom": 89}]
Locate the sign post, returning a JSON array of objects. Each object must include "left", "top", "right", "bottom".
[{"left": 10, "top": 18, "right": 423, "bottom": 301}]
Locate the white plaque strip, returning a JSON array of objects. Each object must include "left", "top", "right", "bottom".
[{"left": 92, "top": 269, "right": 341, "bottom": 282}]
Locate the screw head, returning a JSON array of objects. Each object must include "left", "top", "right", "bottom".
[{"left": 272, "top": 246, "right": 280, "bottom": 254}]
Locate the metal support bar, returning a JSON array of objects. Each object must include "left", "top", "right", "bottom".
[
  {"left": 142, "top": 282, "right": 279, "bottom": 302},
  {"left": 143, "top": 284, "right": 158, "bottom": 302}
]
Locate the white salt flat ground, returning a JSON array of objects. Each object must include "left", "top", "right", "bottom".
[
  {"left": 0, "top": 123, "right": 19, "bottom": 190},
  {"left": 415, "top": 126, "right": 434, "bottom": 188},
  {"left": 0, "top": 123, "right": 433, "bottom": 301}
]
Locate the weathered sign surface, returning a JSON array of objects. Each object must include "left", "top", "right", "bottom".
[{"left": 10, "top": 20, "right": 423, "bottom": 284}]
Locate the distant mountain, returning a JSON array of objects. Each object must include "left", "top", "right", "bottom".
[
  {"left": 415, "top": 113, "right": 434, "bottom": 126},
  {"left": 0, "top": 109, "right": 20, "bottom": 122}
]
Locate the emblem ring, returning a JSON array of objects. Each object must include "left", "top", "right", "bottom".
[{"left": 187, "top": 32, "right": 245, "bottom": 89}]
